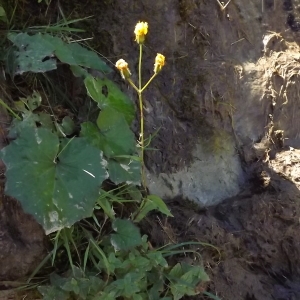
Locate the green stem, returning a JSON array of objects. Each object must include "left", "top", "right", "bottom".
[
  {"left": 140, "top": 73, "right": 157, "bottom": 93},
  {"left": 139, "top": 44, "right": 142, "bottom": 91},
  {"left": 138, "top": 91, "right": 145, "bottom": 188},
  {"left": 127, "top": 78, "right": 139, "bottom": 93},
  {"left": 138, "top": 44, "right": 146, "bottom": 189}
]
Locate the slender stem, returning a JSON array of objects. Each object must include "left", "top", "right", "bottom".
[
  {"left": 139, "top": 44, "right": 142, "bottom": 91},
  {"left": 138, "top": 44, "right": 146, "bottom": 189},
  {"left": 138, "top": 91, "right": 145, "bottom": 188},
  {"left": 140, "top": 73, "right": 157, "bottom": 93},
  {"left": 127, "top": 78, "right": 139, "bottom": 93}
]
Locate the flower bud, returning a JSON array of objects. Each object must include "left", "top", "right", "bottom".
[
  {"left": 154, "top": 53, "right": 165, "bottom": 74},
  {"left": 115, "top": 59, "right": 131, "bottom": 79},
  {"left": 134, "top": 21, "right": 148, "bottom": 44}
]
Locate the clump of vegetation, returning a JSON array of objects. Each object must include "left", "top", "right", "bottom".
[{"left": 0, "top": 3, "right": 217, "bottom": 299}]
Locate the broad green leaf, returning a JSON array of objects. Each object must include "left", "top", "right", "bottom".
[
  {"left": 1, "top": 127, "right": 108, "bottom": 233},
  {"left": 55, "top": 42, "right": 111, "bottom": 74},
  {"left": 110, "top": 218, "right": 142, "bottom": 251},
  {"left": 97, "top": 107, "right": 136, "bottom": 157},
  {"left": 81, "top": 108, "right": 137, "bottom": 159},
  {"left": 84, "top": 76, "right": 135, "bottom": 124},
  {"left": 134, "top": 195, "right": 173, "bottom": 222},
  {"left": 7, "top": 33, "right": 111, "bottom": 76},
  {"left": 80, "top": 121, "right": 103, "bottom": 148},
  {"left": 108, "top": 158, "right": 141, "bottom": 185},
  {"left": 7, "top": 33, "right": 57, "bottom": 74}
]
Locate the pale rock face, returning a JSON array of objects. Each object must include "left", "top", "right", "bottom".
[{"left": 147, "top": 130, "right": 244, "bottom": 207}]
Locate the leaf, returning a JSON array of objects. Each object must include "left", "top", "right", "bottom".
[
  {"left": 97, "top": 193, "right": 115, "bottom": 219},
  {"left": 15, "top": 91, "right": 42, "bottom": 112},
  {"left": 0, "top": 6, "right": 7, "bottom": 23},
  {"left": 110, "top": 218, "right": 142, "bottom": 251},
  {"left": 107, "top": 158, "right": 141, "bottom": 185},
  {"left": 38, "top": 285, "right": 69, "bottom": 300},
  {"left": 134, "top": 195, "right": 173, "bottom": 222},
  {"left": 1, "top": 127, "right": 108, "bottom": 233},
  {"left": 81, "top": 107, "right": 137, "bottom": 159},
  {"left": 7, "top": 33, "right": 57, "bottom": 75},
  {"left": 97, "top": 107, "right": 137, "bottom": 157},
  {"left": 55, "top": 42, "right": 110, "bottom": 74},
  {"left": 105, "top": 272, "right": 144, "bottom": 298},
  {"left": 169, "top": 264, "right": 209, "bottom": 300},
  {"left": 147, "top": 195, "right": 173, "bottom": 217},
  {"left": 146, "top": 252, "right": 168, "bottom": 268},
  {"left": 60, "top": 116, "right": 76, "bottom": 136},
  {"left": 84, "top": 76, "right": 135, "bottom": 124},
  {"left": 7, "top": 33, "right": 111, "bottom": 76}
]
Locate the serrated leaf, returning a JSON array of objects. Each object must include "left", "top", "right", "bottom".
[
  {"left": 169, "top": 264, "right": 209, "bottom": 300},
  {"left": 84, "top": 76, "right": 135, "bottom": 124},
  {"left": 146, "top": 252, "right": 168, "bottom": 268},
  {"left": 105, "top": 272, "right": 144, "bottom": 297},
  {"left": 1, "top": 127, "right": 108, "bottom": 233},
  {"left": 110, "top": 218, "right": 142, "bottom": 251}
]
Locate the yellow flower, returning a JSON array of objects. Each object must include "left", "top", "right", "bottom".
[
  {"left": 154, "top": 53, "right": 165, "bottom": 74},
  {"left": 134, "top": 21, "right": 148, "bottom": 44},
  {"left": 115, "top": 59, "right": 131, "bottom": 79}
]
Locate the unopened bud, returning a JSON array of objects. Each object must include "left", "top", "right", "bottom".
[
  {"left": 154, "top": 53, "right": 165, "bottom": 74},
  {"left": 115, "top": 59, "right": 131, "bottom": 79}
]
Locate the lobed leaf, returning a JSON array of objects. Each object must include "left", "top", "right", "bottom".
[{"left": 1, "top": 127, "right": 108, "bottom": 233}]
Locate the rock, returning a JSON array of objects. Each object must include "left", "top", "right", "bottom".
[
  {"left": 147, "top": 129, "right": 244, "bottom": 207},
  {"left": 84, "top": 0, "right": 300, "bottom": 206}
]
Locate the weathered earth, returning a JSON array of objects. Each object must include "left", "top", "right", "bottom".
[{"left": 2, "top": 1, "right": 300, "bottom": 300}]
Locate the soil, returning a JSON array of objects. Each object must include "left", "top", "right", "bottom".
[
  {"left": 145, "top": 150, "right": 300, "bottom": 300},
  {"left": 3, "top": 1, "right": 300, "bottom": 300}
]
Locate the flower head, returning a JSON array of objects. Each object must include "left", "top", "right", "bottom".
[
  {"left": 154, "top": 53, "right": 165, "bottom": 74},
  {"left": 134, "top": 21, "right": 148, "bottom": 44},
  {"left": 115, "top": 59, "right": 131, "bottom": 79}
]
